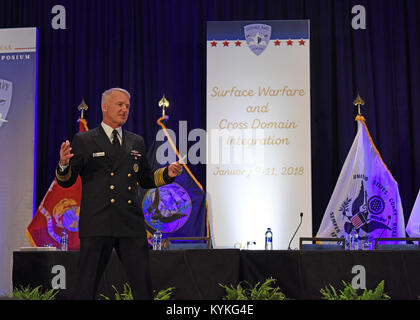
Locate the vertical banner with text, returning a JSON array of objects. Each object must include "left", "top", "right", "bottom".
[
  {"left": 0, "top": 28, "right": 37, "bottom": 293},
  {"left": 207, "top": 21, "right": 311, "bottom": 249}
]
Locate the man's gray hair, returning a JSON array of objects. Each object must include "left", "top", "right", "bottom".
[{"left": 101, "top": 88, "right": 131, "bottom": 104}]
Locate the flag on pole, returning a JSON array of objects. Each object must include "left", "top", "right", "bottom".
[
  {"left": 26, "top": 108, "right": 88, "bottom": 249},
  {"left": 316, "top": 115, "right": 406, "bottom": 244},
  {"left": 406, "top": 190, "right": 420, "bottom": 237},
  {"left": 26, "top": 177, "right": 82, "bottom": 249},
  {"left": 139, "top": 116, "right": 208, "bottom": 246}
]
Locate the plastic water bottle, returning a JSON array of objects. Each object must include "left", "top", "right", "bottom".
[
  {"left": 350, "top": 229, "right": 359, "bottom": 250},
  {"left": 153, "top": 230, "right": 162, "bottom": 250},
  {"left": 354, "top": 231, "right": 359, "bottom": 250},
  {"left": 265, "top": 228, "right": 273, "bottom": 250},
  {"left": 60, "top": 229, "right": 68, "bottom": 251},
  {"left": 346, "top": 232, "right": 353, "bottom": 250},
  {"left": 365, "top": 235, "right": 373, "bottom": 250}
]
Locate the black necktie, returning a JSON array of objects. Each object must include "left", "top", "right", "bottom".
[{"left": 112, "top": 130, "right": 121, "bottom": 151}]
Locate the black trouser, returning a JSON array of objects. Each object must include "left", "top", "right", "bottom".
[{"left": 73, "top": 236, "right": 152, "bottom": 300}]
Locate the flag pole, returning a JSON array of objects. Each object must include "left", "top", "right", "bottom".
[
  {"left": 352, "top": 93, "right": 394, "bottom": 179},
  {"left": 353, "top": 92, "right": 365, "bottom": 121},
  {"left": 156, "top": 97, "right": 202, "bottom": 190},
  {"left": 78, "top": 99, "right": 88, "bottom": 119},
  {"left": 27, "top": 100, "right": 88, "bottom": 249},
  {"left": 156, "top": 95, "right": 210, "bottom": 240},
  {"left": 77, "top": 99, "right": 89, "bottom": 132},
  {"left": 158, "top": 94, "right": 170, "bottom": 117}
]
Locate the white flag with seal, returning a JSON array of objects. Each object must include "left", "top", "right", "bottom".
[
  {"left": 406, "top": 190, "right": 420, "bottom": 237},
  {"left": 316, "top": 116, "right": 406, "bottom": 244}
]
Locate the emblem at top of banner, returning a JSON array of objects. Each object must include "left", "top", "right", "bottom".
[
  {"left": 0, "top": 79, "right": 13, "bottom": 128},
  {"left": 244, "top": 24, "right": 271, "bottom": 56}
]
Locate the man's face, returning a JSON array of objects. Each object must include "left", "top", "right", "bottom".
[{"left": 101, "top": 90, "right": 130, "bottom": 128}]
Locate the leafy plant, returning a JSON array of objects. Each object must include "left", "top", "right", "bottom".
[
  {"left": 219, "top": 282, "right": 249, "bottom": 300},
  {"left": 320, "top": 280, "right": 390, "bottom": 300},
  {"left": 219, "top": 277, "right": 286, "bottom": 300},
  {"left": 100, "top": 283, "right": 175, "bottom": 300},
  {"left": 154, "top": 287, "right": 176, "bottom": 300},
  {"left": 100, "top": 283, "right": 134, "bottom": 300},
  {"left": 11, "top": 285, "right": 59, "bottom": 300}
]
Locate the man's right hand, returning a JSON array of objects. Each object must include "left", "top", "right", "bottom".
[{"left": 59, "top": 140, "right": 74, "bottom": 167}]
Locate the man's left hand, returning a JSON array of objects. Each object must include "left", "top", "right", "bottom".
[{"left": 168, "top": 160, "right": 183, "bottom": 177}]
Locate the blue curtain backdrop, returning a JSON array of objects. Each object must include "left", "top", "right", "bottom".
[{"left": 1, "top": 0, "right": 419, "bottom": 235}]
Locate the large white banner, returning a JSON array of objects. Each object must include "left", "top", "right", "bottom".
[
  {"left": 0, "top": 28, "right": 37, "bottom": 294},
  {"left": 207, "top": 21, "right": 311, "bottom": 249}
]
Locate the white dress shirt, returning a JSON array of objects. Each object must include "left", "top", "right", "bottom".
[{"left": 101, "top": 121, "right": 122, "bottom": 145}]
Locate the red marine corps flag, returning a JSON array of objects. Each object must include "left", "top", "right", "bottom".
[{"left": 26, "top": 100, "right": 89, "bottom": 249}]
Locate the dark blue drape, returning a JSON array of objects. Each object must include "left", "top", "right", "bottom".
[{"left": 1, "top": 0, "right": 419, "bottom": 234}]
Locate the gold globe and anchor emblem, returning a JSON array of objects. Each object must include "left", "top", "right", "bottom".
[{"left": 52, "top": 198, "right": 80, "bottom": 232}]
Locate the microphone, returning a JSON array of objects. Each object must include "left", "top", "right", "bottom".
[
  {"left": 376, "top": 215, "right": 391, "bottom": 248},
  {"left": 288, "top": 212, "right": 303, "bottom": 250}
]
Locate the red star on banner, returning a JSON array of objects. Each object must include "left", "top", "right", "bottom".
[
  {"left": 210, "top": 40, "right": 217, "bottom": 47},
  {"left": 287, "top": 39, "right": 293, "bottom": 46},
  {"left": 235, "top": 40, "right": 242, "bottom": 47},
  {"left": 299, "top": 39, "right": 306, "bottom": 46},
  {"left": 274, "top": 39, "right": 281, "bottom": 46},
  {"left": 223, "top": 40, "right": 229, "bottom": 47}
]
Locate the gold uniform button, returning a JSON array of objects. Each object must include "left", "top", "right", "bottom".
[
  {"left": 110, "top": 172, "right": 115, "bottom": 176},
  {"left": 128, "top": 186, "right": 132, "bottom": 191},
  {"left": 127, "top": 200, "right": 132, "bottom": 204},
  {"left": 128, "top": 173, "right": 132, "bottom": 178},
  {"left": 110, "top": 198, "right": 116, "bottom": 204},
  {"left": 110, "top": 185, "right": 115, "bottom": 190}
]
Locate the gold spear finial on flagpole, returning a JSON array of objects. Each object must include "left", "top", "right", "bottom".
[
  {"left": 78, "top": 99, "right": 88, "bottom": 119},
  {"left": 353, "top": 92, "right": 365, "bottom": 116},
  {"left": 158, "top": 94, "right": 170, "bottom": 117}
]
